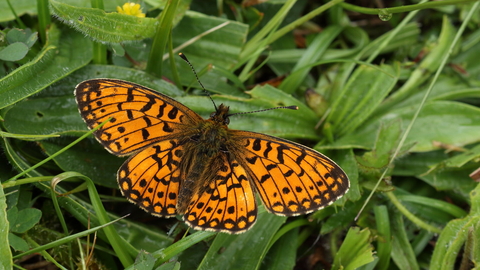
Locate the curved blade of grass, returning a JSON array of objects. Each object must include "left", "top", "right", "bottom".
[
  {"left": 0, "top": 182, "right": 12, "bottom": 270},
  {"left": 146, "top": 0, "right": 179, "bottom": 76},
  {"left": 396, "top": 195, "right": 468, "bottom": 218},
  {"left": 387, "top": 192, "right": 442, "bottom": 234},
  {"left": 239, "top": 0, "right": 296, "bottom": 66},
  {"left": 0, "top": 131, "right": 59, "bottom": 140},
  {"left": 25, "top": 235, "right": 68, "bottom": 269},
  {"left": 50, "top": 172, "right": 134, "bottom": 267},
  {"left": 278, "top": 25, "right": 344, "bottom": 94},
  {"left": 12, "top": 214, "right": 127, "bottom": 259},
  {"left": 5, "top": 117, "right": 111, "bottom": 183}
]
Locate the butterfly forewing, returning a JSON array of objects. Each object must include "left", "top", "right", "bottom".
[
  {"left": 230, "top": 131, "right": 349, "bottom": 216},
  {"left": 183, "top": 154, "right": 257, "bottom": 233},
  {"left": 75, "top": 79, "right": 202, "bottom": 155}
]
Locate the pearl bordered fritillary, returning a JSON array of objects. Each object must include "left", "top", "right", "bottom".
[{"left": 75, "top": 77, "right": 349, "bottom": 234}]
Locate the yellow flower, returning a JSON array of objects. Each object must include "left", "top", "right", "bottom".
[{"left": 117, "top": 3, "right": 146, "bottom": 18}]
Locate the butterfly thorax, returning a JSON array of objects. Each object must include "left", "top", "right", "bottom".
[
  {"left": 176, "top": 104, "right": 233, "bottom": 213},
  {"left": 190, "top": 103, "right": 230, "bottom": 154}
]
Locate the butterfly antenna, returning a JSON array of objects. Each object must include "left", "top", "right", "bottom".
[
  {"left": 179, "top": 53, "right": 218, "bottom": 111},
  {"left": 228, "top": 105, "right": 298, "bottom": 117}
]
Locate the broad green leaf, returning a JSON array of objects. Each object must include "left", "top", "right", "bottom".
[
  {"left": 393, "top": 150, "right": 477, "bottom": 202},
  {"left": 0, "top": 0, "right": 36, "bottom": 22},
  {"left": 327, "top": 64, "right": 398, "bottom": 137},
  {"left": 0, "top": 25, "right": 92, "bottom": 110},
  {"left": 419, "top": 168, "right": 478, "bottom": 203},
  {"left": 390, "top": 211, "right": 419, "bottom": 270},
  {"left": 329, "top": 101, "right": 480, "bottom": 152},
  {"left": 6, "top": 207, "right": 18, "bottom": 230},
  {"left": 356, "top": 120, "right": 403, "bottom": 179},
  {"left": 261, "top": 228, "right": 297, "bottom": 270},
  {"left": 331, "top": 227, "right": 374, "bottom": 270},
  {"left": 50, "top": 0, "right": 157, "bottom": 43},
  {"left": 197, "top": 209, "right": 286, "bottom": 270},
  {"left": 327, "top": 148, "right": 360, "bottom": 202},
  {"left": 383, "top": 75, "right": 480, "bottom": 112},
  {"left": 426, "top": 143, "right": 480, "bottom": 172},
  {"left": 125, "top": 250, "right": 156, "bottom": 270},
  {"left": 320, "top": 200, "right": 362, "bottom": 235},
  {"left": 6, "top": 28, "right": 38, "bottom": 48},
  {"left": 3, "top": 95, "right": 85, "bottom": 136},
  {"left": 10, "top": 208, "right": 42, "bottom": 233},
  {"left": 430, "top": 183, "right": 480, "bottom": 269},
  {"left": 157, "top": 261, "right": 181, "bottom": 270},
  {"left": 8, "top": 233, "right": 29, "bottom": 252},
  {"left": 177, "top": 91, "right": 319, "bottom": 140},
  {"left": 0, "top": 42, "right": 29, "bottom": 61}
]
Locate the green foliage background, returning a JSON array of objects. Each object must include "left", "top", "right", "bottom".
[{"left": 1, "top": 0, "right": 480, "bottom": 269}]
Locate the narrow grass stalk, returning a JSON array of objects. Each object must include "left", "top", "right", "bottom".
[
  {"left": 341, "top": 0, "right": 478, "bottom": 15},
  {"left": 37, "top": 0, "right": 51, "bottom": 43},
  {"left": 387, "top": 192, "right": 442, "bottom": 234},
  {"left": 146, "top": 0, "right": 179, "bottom": 76},
  {"left": 90, "top": 0, "right": 107, "bottom": 64}
]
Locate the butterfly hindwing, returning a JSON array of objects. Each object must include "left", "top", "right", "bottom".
[
  {"left": 183, "top": 153, "right": 257, "bottom": 233},
  {"left": 230, "top": 130, "right": 349, "bottom": 216},
  {"left": 75, "top": 79, "right": 203, "bottom": 155},
  {"left": 118, "top": 139, "right": 186, "bottom": 217}
]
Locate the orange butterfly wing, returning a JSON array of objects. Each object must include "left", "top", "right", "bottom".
[
  {"left": 75, "top": 79, "right": 202, "bottom": 217},
  {"left": 117, "top": 139, "right": 185, "bottom": 217},
  {"left": 182, "top": 153, "right": 257, "bottom": 233},
  {"left": 229, "top": 131, "right": 349, "bottom": 216},
  {"left": 75, "top": 79, "right": 203, "bottom": 156}
]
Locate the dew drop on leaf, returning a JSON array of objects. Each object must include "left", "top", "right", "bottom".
[{"left": 378, "top": 9, "right": 392, "bottom": 21}]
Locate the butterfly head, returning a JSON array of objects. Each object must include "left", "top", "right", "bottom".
[{"left": 209, "top": 103, "right": 230, "bottom": 125}]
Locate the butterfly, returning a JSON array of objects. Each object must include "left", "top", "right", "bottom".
[{"left": 75, "top": 77, "right": 349, "bottom": 234}]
